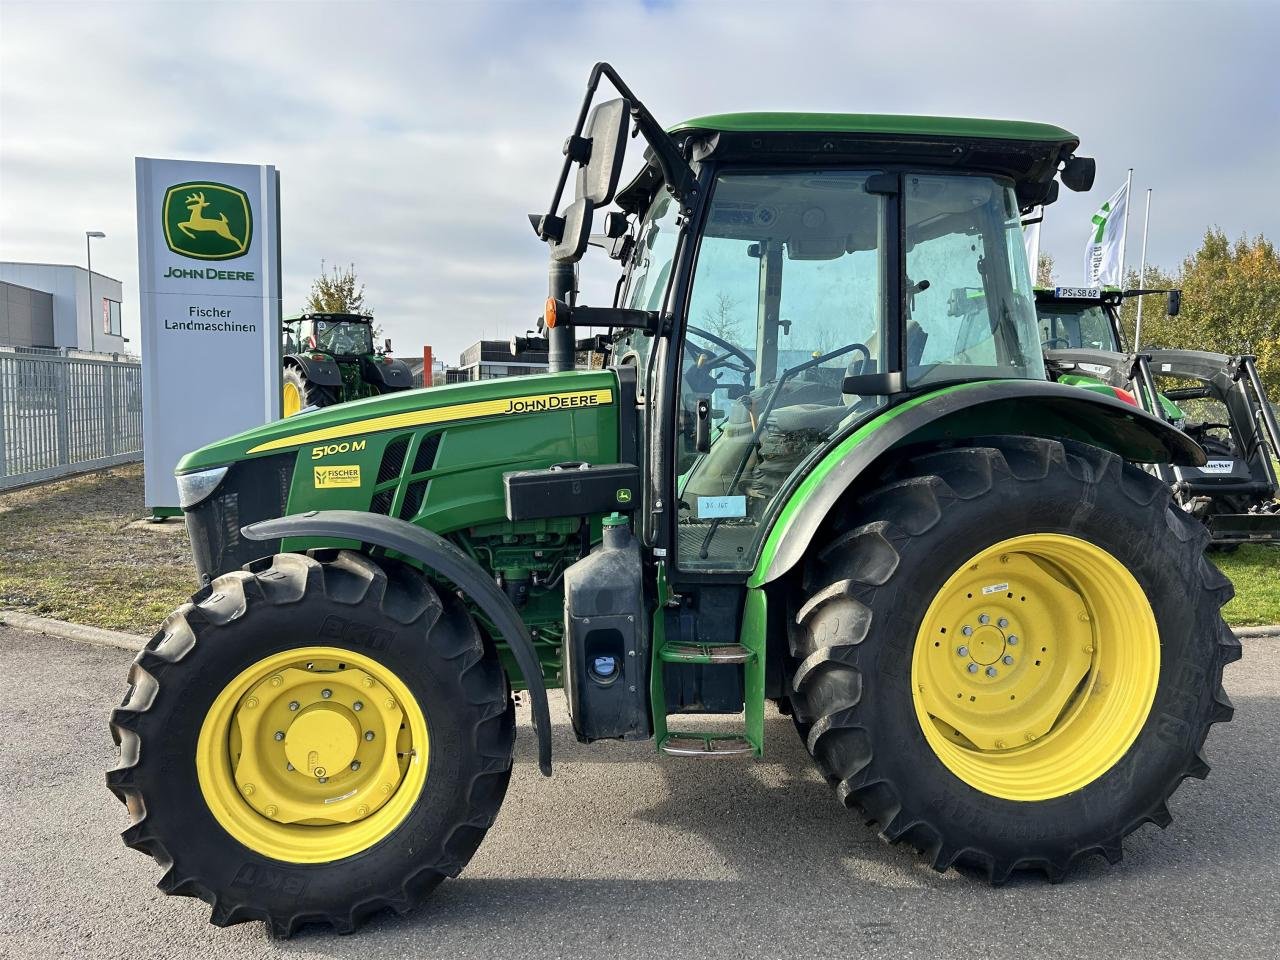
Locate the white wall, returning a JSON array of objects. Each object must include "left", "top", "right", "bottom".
[{"left": 0, "top": 262, "right": 126, "bottom": 354}]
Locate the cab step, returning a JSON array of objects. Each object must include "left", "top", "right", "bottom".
[
  {"left": 659, "top": 642, "right": 754, "bottom": 664},
  {"left": 659, "top": 733, "right": 756, "bottom": 758}
]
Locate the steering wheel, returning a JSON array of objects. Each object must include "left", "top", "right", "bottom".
[
  {"left": 1042, "top": 337, "right": 1072, "bottom": 349},
  {"left": 685, "top": 324, "right": 756, "bottom": 376}
]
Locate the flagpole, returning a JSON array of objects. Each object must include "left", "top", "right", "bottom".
[
  {"left": 1134, "top": 188, "right": 1152, "bottom": 350},
  {"left": 1117, "top": 167, "right": 1133, "bottom": 290}
]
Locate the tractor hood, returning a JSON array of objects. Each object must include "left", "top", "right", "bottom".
[{"left": 177, "top": 369, "right": 618, "bottom": 473}]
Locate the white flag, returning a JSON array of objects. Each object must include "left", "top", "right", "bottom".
[{"left": 1083, "top": 181, "right": 1128, "bottom": 286}]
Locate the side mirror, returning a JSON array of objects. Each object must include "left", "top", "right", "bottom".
[
  {"left": 1167, "top": 290, "right": 1181, "bottom": 317},
  {"left": 1016, "top": 178, "right": 1058, "bottom": 211},
  {"left": 384, "top": 338, "right": 393, "bottom": 352},
  {"left": 575, "top": 98, "right": 630, "bottom": 205},
  {"left": 1060, "top": 155, "right": 1096, "bottom": 193},
  {"left": 549, "top": 197, "right": 594, "bottom": 262}
]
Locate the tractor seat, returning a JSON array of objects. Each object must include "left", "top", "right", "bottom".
[{"left": 768, "top": 403, "right": 847, "bottom": 434}]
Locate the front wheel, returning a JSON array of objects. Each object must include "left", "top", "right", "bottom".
[
  {"left": 788, "top": 437, "right": 1239, "bottom": 881},
  {"left": 107, "top": 550, "right": 514, "bottom": 935}
]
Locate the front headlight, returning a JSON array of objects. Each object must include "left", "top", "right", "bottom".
[{"left": 175, "top": 465, "right": 229, "bottom": 509}]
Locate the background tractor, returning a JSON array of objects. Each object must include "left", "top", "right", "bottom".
[
  {"left": 1037, "top": 287, "right": 1280, "bottom": 545},
  {"left": 109, "top": 64, "right": 1239, "bottom": 936},
  {"left": 281, "top": 312, "right": 412, "bottom": 416}
]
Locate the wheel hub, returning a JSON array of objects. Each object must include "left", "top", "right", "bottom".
[
  {"left": 918, "top": 551, "right": 1094, "bottom": 750},
  {"left": 967, "top": 625, "right": 1006, "bottom": 666},
  {"left": 911, "top": 534, "right": 1159, "bottom": 800},
  {"left": 226, "top": 661, "right": 409, "bottom": 827},
  {"left": 284, "top": 705, "right": 361, "bottom": 778},
  {"left": 197, "top": 646, "right": 430, "bottom": 863}
]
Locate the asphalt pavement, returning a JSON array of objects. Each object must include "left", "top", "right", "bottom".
[{"left": 1, "top": 624, "right": 1277, "bottom": 960}]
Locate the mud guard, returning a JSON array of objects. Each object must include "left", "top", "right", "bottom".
[
  {"left": 285, "top": 353, "right": 344, "bottom": 387},
  {"left": 242, "top": 510, "right": 553, "bottom": 776},
  {"left": 750, "top": 379, "right": 1207, "bottom": 587},
  {"left": 362, "top": 356, "right": 414, "bottom": 390}
]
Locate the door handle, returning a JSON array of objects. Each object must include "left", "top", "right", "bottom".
[{"left": 694, "top": 396, "right": 711, "bottom": 453}]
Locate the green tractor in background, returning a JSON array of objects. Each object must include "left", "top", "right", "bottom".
[
  {"left": 109, "top": 64, "right": 1239, "bottom": 936},
  {"left": 1037, "top": 287, "right": 1280, "bottom": 544},
  {"left": 281, "top": 312, "right": 413, "bottom": 416}
]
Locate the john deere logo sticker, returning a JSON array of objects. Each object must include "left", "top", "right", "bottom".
[
  {"left": 162, "top": 181, "right": 252, "bottom": 260},
  {"left": 313, "top": 465, "right": 361, "bottom": 489}
]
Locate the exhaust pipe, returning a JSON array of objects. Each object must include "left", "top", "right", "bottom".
[{"left": 547, "top": 259, "right": 576, "bottom": 373}]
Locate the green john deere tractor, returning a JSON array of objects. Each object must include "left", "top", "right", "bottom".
[
  {"left": 281, "top": 312, "right": 413, "bottom": 416},
  {"left": 1036, "top": 286, "right": 1280, "bottom": 544},
  {"left": 109, "top": 64, "right": 1239, "bottom": 935}
]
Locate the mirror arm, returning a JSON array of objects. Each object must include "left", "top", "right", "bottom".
[
  {"left": 536, "top": 61, "right": 698, "bottom": 245},
  {"left": 544, "top": 299, "right": 658, "bottom": 333},
  {"left": 592, "top": 63, "right": 698, "bottom": 205}
]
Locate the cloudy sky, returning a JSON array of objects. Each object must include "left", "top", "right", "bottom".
[{"left": 2, "top": 0, "right": 1277, "bottom": 362}]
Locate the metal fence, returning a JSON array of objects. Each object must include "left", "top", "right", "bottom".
[{"left": 0, "top": 349, "right": 143, "bottom": 490}]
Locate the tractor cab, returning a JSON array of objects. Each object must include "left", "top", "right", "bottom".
[
  {"left": 283, "top": 312, "right": 378, "bottom": 358},
  {"left": 1035, "top": 286, "right": 1127, "bottom": 352},
  {"left": 531, "top": 68, "right": 1096, "bottom": 576}
]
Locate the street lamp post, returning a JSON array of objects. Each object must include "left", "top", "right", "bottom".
[{"left": 86, "top": 230, "right": 106, "bottom": 353}]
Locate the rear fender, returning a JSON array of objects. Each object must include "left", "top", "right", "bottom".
[
  {"left": 286, "top": 353, "right": 344, "bottom": 387},
  {"left": 362, "top": 357, "right": 414, "bottom": 390},
  {"left": 749, "top": 379, "right": 1205, "bottom": 587}
]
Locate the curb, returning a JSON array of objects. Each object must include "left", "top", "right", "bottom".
[
  {"left": 1, "top": 608, "right": 1277, "bottom": 652},
  {"left": 0, "top": 610, "right": 145, "bottom": 652},
  {"left": 1236, "top": 625, "right": 1280, "bottom": 639}
]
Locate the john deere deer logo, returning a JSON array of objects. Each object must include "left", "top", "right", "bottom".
[{"left": 162, "top": 181, "right": 252, "bottom": 260}]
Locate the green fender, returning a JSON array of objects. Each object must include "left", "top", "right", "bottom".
[{"left": 747, "top": 378, "right": 1205, "bottom": 588}]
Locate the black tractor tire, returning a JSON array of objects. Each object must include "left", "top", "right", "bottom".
[
  {"left": 282, "top": 363, "right": 336, "bottom": 415},
  {"left": 107, "top": 549, "right": 515, "bottom": 935},
  {"left": 787, "top": 436, "right": 1239, "bottom": 882}
]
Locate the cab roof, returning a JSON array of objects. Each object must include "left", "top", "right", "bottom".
[
  {"left": 618, "top": 111, "right": 1080, "bottom": 213},
  {"left": 284, "top": 312, "right": 374, "bottom": 323},
  {"left": 671, "top": 112, "right": 1077, "bottom": 146}
]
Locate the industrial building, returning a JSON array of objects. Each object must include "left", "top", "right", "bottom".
[
  {"left": 457, "top": 339, "right": 549, "bottom": 381},
  {"left": 0, "top": 262, "right": 127, "bottom": 354}
]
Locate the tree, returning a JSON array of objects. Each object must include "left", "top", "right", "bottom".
[
  {"left": 1118, "top": 230, "right": 1279, "bottom": 394},
  {"left": 700, "top": 291, "right": 745, "bottom": 343},
  {"left": 305, "top": 261, "right": 371, "bottom": 316},
  {"left": 1036, "top": 251, "right": 1056, "bottom": 286},
  {"left": 1180, "top": 230, "right": 1279, "bottom": 393}
]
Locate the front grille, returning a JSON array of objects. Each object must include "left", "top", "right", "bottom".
[
  {"left": 399, "top": 479, "right": 429, "bottom": 520},
  {"left": 413, "top": 433, "right": 441, "bottom": 473},
  {"left": 378, "top": 436, "right": 409, "bottom": 483},
  {"left": 184, "top": 453, "right": 295, "bottom": 582}
]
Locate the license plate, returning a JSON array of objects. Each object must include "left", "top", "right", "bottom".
[{"left": 1055, "top": 286, "right": 1102, "bottom": 299}]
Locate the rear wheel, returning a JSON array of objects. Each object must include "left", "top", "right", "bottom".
[
  {"left": 107, "top": 550, "right": 514, "bottom": 934},
  {"left": 282, "top": 364, "right": 334, "bottom": 417},
  {"left": 788, "top": 437, "right": 1239, "bottom": 881}
]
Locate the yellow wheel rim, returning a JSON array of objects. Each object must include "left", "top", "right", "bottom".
[
  {"left": 196, "top": 647, "right": 429, "bottom": 863},
  {"left": 911, "top": 534, "right": 1158, "bottom": 801},
  {"left": 282, "top": 381, "right": 302, "bottom": 417}
]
